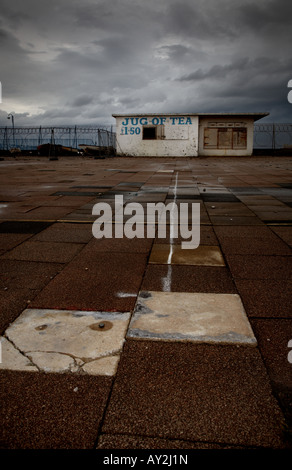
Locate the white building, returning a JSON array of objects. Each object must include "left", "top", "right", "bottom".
[{"left": 112, "top": 112, "right": 269, "bottom": 157}]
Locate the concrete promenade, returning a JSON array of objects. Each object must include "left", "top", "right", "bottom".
[{"left": 0, "top": 155, "right": 291, "bottom": 451}]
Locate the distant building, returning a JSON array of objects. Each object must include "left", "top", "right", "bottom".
[{"left": 112, "top": 112, "right": 269, "bottom": 157}]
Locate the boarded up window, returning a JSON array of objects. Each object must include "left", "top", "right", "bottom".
[
  {"left": 233, "top": 128, "right": 247, "bottom": 149},
  {"left": 203, "top": 128, "right": 218, "bottom": 148},
  {"left": 204, "top": 127, "right": 247, "bottom": 149},
  {"left": 218, "top": 128, "right": 232, "bottom": 149}
]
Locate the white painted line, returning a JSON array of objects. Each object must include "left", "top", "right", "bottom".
[
  {"left": 163, "top": 172, "right": 178, "bottom": 292},
  {"left": 116, "top": 292, "right": 137, "bottom": 298}
]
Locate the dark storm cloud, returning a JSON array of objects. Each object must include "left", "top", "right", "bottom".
[
  {"left": 238, "top": 0, "right": 292, "bottom": 32},
  {"left": 165, "top": 0, "right": 238, "bottom": 40},
  {"left": 0, "top": 26, "right": 48, "bottom": 101},
  {"left": 178, "top": 56, "right": 292, "bottom": 83},
  {"left": 165, "top": 0, "right": 292, "bottom": 40},
  {"left": 0, "top": 0, "right": 291, "bottom": 125},
  {"left": 0, "top": 27, "right": 27, "bottom": 63},
  {"left": 178, "top": 58, "right": 250, "bottom": 82},
  {"left": 72, "top": 2, "right": 115, "bottom": 30},
  {"left": 173, "top": 53, "right": 292, "bottom": 119}
]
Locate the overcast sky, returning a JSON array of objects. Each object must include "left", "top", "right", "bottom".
[{"left": 0, "top": 0, "right": 291, "bottom": 127}]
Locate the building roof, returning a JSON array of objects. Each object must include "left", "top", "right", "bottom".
[{"left": 112, "top": 112, "right": 269, "bottom": 122}]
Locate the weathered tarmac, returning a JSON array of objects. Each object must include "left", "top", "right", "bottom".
[{"left": 0, "top": 155, "right": 291, "bottom": 450}]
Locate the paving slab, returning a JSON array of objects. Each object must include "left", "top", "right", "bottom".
[
  {"left": 271, "top": 226, "right": 292, "bottom": 246},
  {"left": 209, "top": 215, "right": 264, "bottom": 225},
  {"left": 0, "top": 288, "right": 38, "bottom": 334},
  {"left": 30, "top": 252, "right": 148, "bottom": 312},
  {"left": 0, "top": 337, "right": 38, "bottom": 372},
  {"left": 235, "top": 279, "right": 292, "bottom": 318},
  {"left": 0, "top": 240, "right": 84, "bottom": 263},
  {"left": 1, "top": 308, "right": 130, "bottom": 375},
  {"left": 247, "top": 205, "right": 292, "bottom": 212},
  {"left": 102, "top": 340, "right": 286, "bottom": 448},
  {"left": 0, "top": 233, "right": 33, "bottom": 255},
  {"left": 225, "top": 254, "right": 292, "bottom": 280},
  {"left": 254, "top": 211, "right": 292, "bottom": 222},
  {"left": 201, "top": 194, "right": 240, "bottom": 202},
  {"left": 0, "top": 260, "right": 64, "bottom": 332},
  {"left": 205, "top": 202, "right": 255, "bottom": 216},
  {"left": 40, "top": 196, "right": 96, "bottom": 206},
  {"left": 218, "top": 236, "right": 292, "bottom": 255},
  {"left": 153, "top": 225, "right": 219, "bottom": 245},
  {"left": 0, "top": 259, "right": 63, "bottom": 290},
  {"left": 32, "top": 222, "right": 93, "bottom": 243},
  {"left": 214, "top": 225, "right": 278, "bottom": 239},
  {"left": 250, "top": 319, "right": 292, "bottom": 432},
  {"left": 127, "top": 291, "right": 256, "bottom": 345},
  {"left": 141, "top": 265, "right": 237, "bottom": 293},
  {"left": 83, "top": 234, "right": 154, "bottom": 253},
  {"left": 250, "top": 318, "right": 292, "bottom": 389},
  {"left": 238, "top": 196, "right": 286, "bottom": 205},
  {"left": 9, "top": 206, "right": 76, "bottom": 220},
  {"left": 60, "top": 211, "right": 97, "bottom": 222},
  {"left": 0, "top": 220, "right": 52, "bottom": 234},
  {"left": 0, "top": 370, "right": 112, "bottom": 449},
  {"left": 149, "top": 244, "right": 225, "bottom": 266}
]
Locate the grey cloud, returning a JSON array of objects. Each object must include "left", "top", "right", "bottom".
[
  {"left": 52, "top": 48, "right": 102, "bottom": 69},
  {"left": 0, "top": 0, "right": 291, "bottom": 124},
  {"left": 28, "top": 106, "right": 96, "bottom": 126},
  {"left": 178, "top": 58, "right": 249, "bottom": 82},
  {"left": 0, "top": 3, "right": 28, "bottom": 28},
  {"left": 91, "top": 37, "right": 135, "bottom": 63},
  {"left": 72, "top": 1, "right": 116, "bottom": 30},
  {"left": 72, "top": 0, "right": 164, "bottom": 44},
  {"left": 155, "top": 44, "right": 193, "bottom": 62},
  {"left": 0, "top": 28, "right": 43, "bottom": 97},
  {"left": 238, "top": 0, "right": 292, "bottom": 31},
  {"left": 165, "top": 0, "right": 238, "bottom": 40},
  {"left": 177, "top": 57, "right": 292, "bottom": 83},
  {"left": 70, "top": 95, "right": 94, "bottom": 107},
  {"left": 119, "top": 96, "right": 141, "bottom": 107}
]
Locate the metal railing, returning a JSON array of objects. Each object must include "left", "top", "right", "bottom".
[
  {"left": 254, "top": 123, "right": 292, "bottom": 150},
  {"left": 0, "top": 125, "right": 116, "bottom": 153}
]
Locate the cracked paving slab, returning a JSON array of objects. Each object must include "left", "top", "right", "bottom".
[
  {"left": 0, "top": 309, "right": 130, "bottom": 375},
  {"left": 128, "top": 291, "right": 257, "bottom": 346}
]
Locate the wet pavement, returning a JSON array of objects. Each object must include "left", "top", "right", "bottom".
[{"left": 0, "top": 155, "right": 291, "bottom": 450}]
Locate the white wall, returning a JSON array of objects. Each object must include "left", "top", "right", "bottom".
[
  {"left": 115, "top": 115, "right": 199, "bottom": 157},
  {"left": 198, "top": 117, "right": 254, "bottom": 156}
]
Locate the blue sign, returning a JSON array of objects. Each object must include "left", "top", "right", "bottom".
[{"left": 120, "top": 116, "right": 193, "bottom": 135}]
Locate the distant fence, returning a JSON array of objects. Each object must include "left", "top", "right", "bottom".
[
  {"left": 253, "top": 123, "right": 292, "bottom": 150},
  {"left": 0, "top": 126, "right": 116, "bottom": 153}
]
